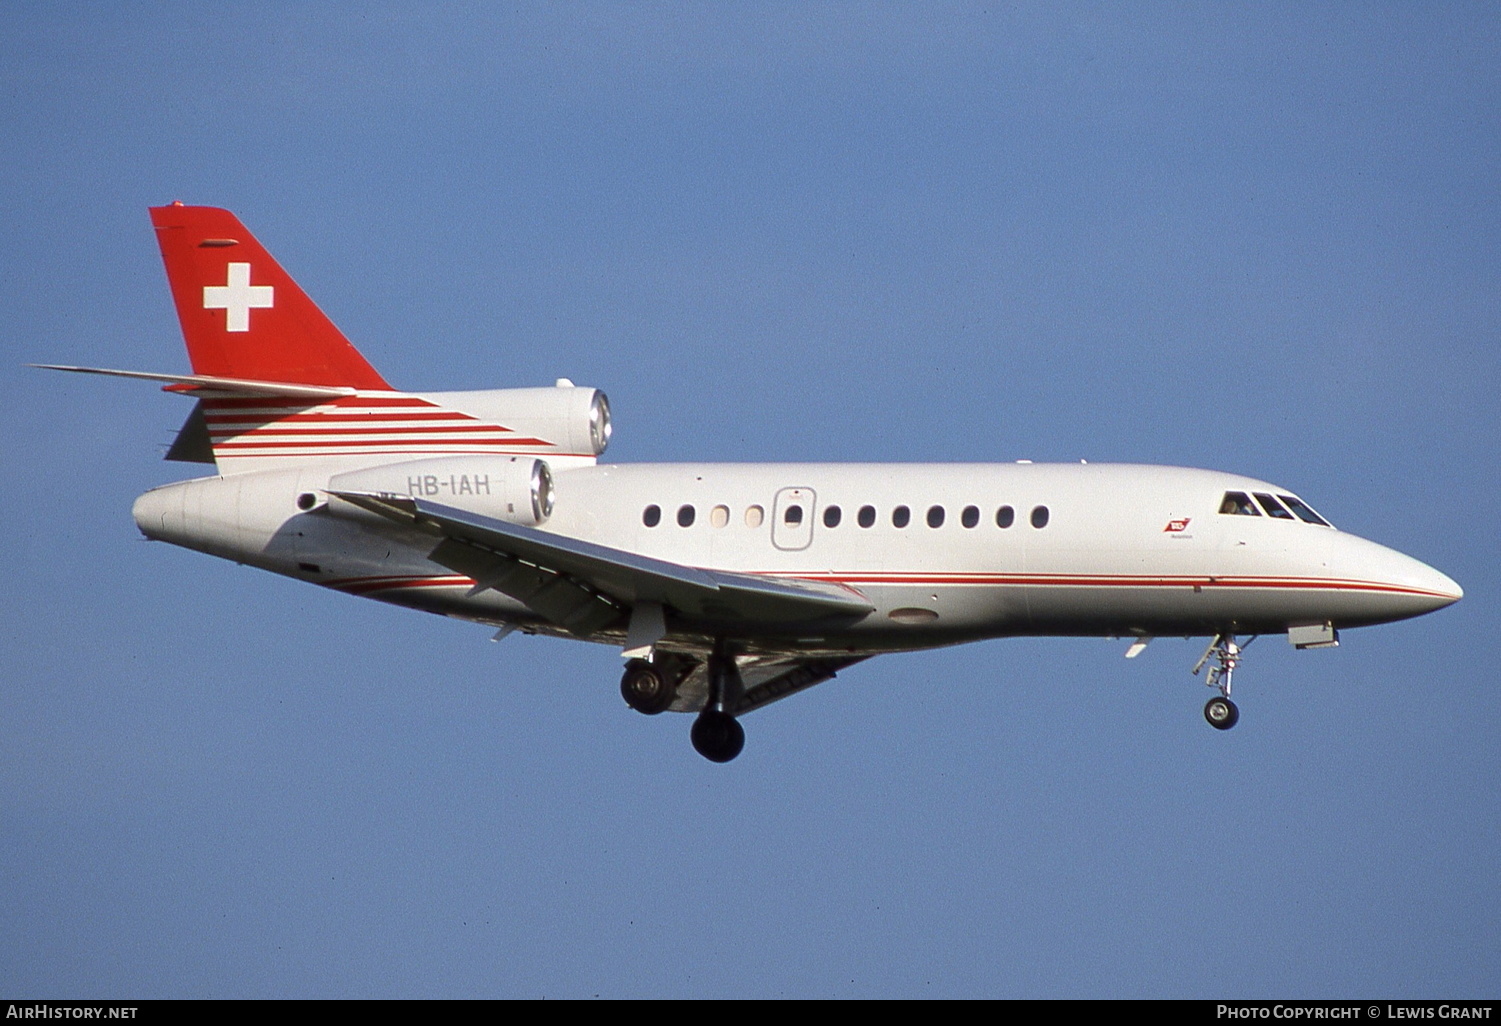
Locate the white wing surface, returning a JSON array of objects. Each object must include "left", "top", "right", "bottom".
[{"left": 328, "top": 491, "right": 875, "bottom": 635}]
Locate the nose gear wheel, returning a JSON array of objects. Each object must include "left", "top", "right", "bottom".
[
  {"left": 1204, "top": 695, "right": 1240, "bottom": 730},
  {"left": 1192, "top": 633, "right": 1256, "bottom": 731}
]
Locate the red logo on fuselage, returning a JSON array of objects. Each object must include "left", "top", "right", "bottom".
[{"left": 1164, "top": 518, "right": 1191, "bottom": 533}]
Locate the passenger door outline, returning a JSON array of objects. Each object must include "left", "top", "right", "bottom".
[{"left": 771, "top": 487, "right": 816, "bottom": 551}]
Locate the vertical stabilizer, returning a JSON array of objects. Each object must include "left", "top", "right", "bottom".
[{"left": 149, "top": 203, "right": 391, "bottom": 389}]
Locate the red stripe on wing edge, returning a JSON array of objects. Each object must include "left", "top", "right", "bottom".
[{"left": 326, "top": 574, "right": 474, "bottom": 595}]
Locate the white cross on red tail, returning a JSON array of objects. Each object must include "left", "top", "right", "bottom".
[{"left": 202, "top": 262, "right": 274, "bottom": 332}]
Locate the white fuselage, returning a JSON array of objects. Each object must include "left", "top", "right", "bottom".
[
  {"left": 88, "top": 202, "right": 1467, "bottom": 755},
  {"left": 132, "top": 460, "right": 1461, "bottom": 658}
]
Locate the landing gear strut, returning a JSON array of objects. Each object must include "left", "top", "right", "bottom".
[
  {"left": 691, "top": 639, "right": 746, "bottom": 763},
  {"left": 1192, "top": 633, "right": 1254, "bottom": 731}
]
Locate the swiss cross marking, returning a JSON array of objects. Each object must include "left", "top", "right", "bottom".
[{"left": 203, "top": 262, "right": 274, "bottom": 332}]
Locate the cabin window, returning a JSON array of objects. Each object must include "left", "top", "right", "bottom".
[
  {"left": 1219, "top": 491, "right": 1260, "bottom": 516},
  {"left": 892, "top": 505, "right": 911, "bottom": 528},
  {"left": 643, "top": 504, "right": 661, "bottom": 527},
  {"left": 961, "top": 505, "right": 979, "bottom": 528},
  {"left": 784, "top": 504, "right": 804, "bottom": 526},
  {"left": 1279, "top": 494, "right": 1332, "bottom": 527},
  {"left": 1253, "top": 493, "right": 1295, "bottom": 520},
  {"left": 996, "top": 505, "right": 1015, "bottom": 529},
  {"left": 858, "top": 505, "right": 876, "bottom": 528},
  {"left": 823, "top": 505, "right": 842, "bottom": 528},
  {"left": 710, "top": 504, "right": 730, "bottom": 528},
  {"left": 1031, "top": 505, "right": 1050, "bottom": 529},
  {"left": 927, "top": 505, "right": 945, "bottom": 528},
  {"left": 745, "top": 505, "right": 764, "bottom": 528},
  {"left": 677, "top": 504, "right": 696, "bottom": 527}
]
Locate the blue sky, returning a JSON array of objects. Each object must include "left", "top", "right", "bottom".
[{"left": 2, "top": 3, "right": 1497, "bottom": 998}]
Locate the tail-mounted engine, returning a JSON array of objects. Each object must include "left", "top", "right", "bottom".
[
  {"left": 329, "top": 455, "right": 555, "bottom": 525},
  {"left": 426, "top": 385, "right": 612, "bottom": 460}
]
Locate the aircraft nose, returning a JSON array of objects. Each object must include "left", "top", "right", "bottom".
[
  {"left": 1417, "top": 563, "right": 1464, "bottom": 607},
  {"left": 1332, "top": 532, "right": 1462, "bottom": 622},
  {"left": 1382, "top": 547, "right": 1463, "bottom": 610}
]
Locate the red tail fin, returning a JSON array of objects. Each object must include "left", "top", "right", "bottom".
[{"left": 150, "top": 203, "right": 391, "bottom": 390}]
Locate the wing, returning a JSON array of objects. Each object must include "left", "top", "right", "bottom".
[{"left": 327, "top": 491, "right": 875, "bottom": 637}]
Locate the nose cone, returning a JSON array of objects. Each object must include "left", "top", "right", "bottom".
[
  {"left": 1397, "top": 558, "right": 1464, "bottom": 615},
  {"left": 1424, "top": 565, "right": 1464, "bottom": 605},
  {"left": 1332, "top": 532, "right": 1462, "bottom": 625}
]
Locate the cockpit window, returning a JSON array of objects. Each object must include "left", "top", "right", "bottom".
[
  {"left": 1219, "top": 491, "right": 1260, "bottom": 516},
  {"left": 1279, "top": 494, "right": 1332, "bottom": 527},
  {"left": 1253, "top": 493, "right": 1296, "bottom": 520}
]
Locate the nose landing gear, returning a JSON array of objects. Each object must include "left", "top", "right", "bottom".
[
  {"left": 1193, "top": 633, "right": 1254, "bottom": 730},
  {"left": 1204, "top": 694, "right": 1240, "bottom": 730}
]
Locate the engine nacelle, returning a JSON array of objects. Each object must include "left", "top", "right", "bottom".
[
  {"left": 423, "top": 386, "right": 612, "bottom": 458},
  {"left": 329, "top": 455, "right": 554, "bottom": 525}
]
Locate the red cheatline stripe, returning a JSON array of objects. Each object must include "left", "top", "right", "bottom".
[
  {"left": 777, "top": 571, "right": 1453, "bottom": 599},
  {"left": 212, "top": 436, "right": 555, "bottom": 449},
  {"left": 203, "top": 411, "right": 477, "bottom": 424},
  {"left": 319, "top": 571, "right": 1451, "bottom": 602},
  {"left": 208, "top": 424, "right": 524, "bottom": 437}
]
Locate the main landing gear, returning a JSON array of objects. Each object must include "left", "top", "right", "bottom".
[
  {"left": 620, "top": 659, "right": 676, "bottom": 715},
  {"left": 691, "top": 639, "right": 745, "bottom": 763},
  {"left": 619, "top": 640, "right": 746, "bottom": 763},
  {"left": 1192, "top": 633, "right": 1255, "bottom": 730},
  {"left": 690, "top": 712, "right": 744, "bottom": 764}
]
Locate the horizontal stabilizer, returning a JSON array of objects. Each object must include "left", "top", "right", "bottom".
[
  {"left": 327, "top": 490, "right": 876, "bottom": 626},
  {"left": 31, "top": 364, "right": 357, "bottom": 400}
]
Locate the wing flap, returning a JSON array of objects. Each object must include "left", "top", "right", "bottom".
[
  {"left": 327, "top": 491, "right": 875, "bottom": 626},
  {"left": 427, "top": 537, "right": 621, "bottom": 635}
]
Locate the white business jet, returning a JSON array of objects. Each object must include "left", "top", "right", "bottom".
[{"left": 39, "top": 204, "right": 1463, "bottom": 762}]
